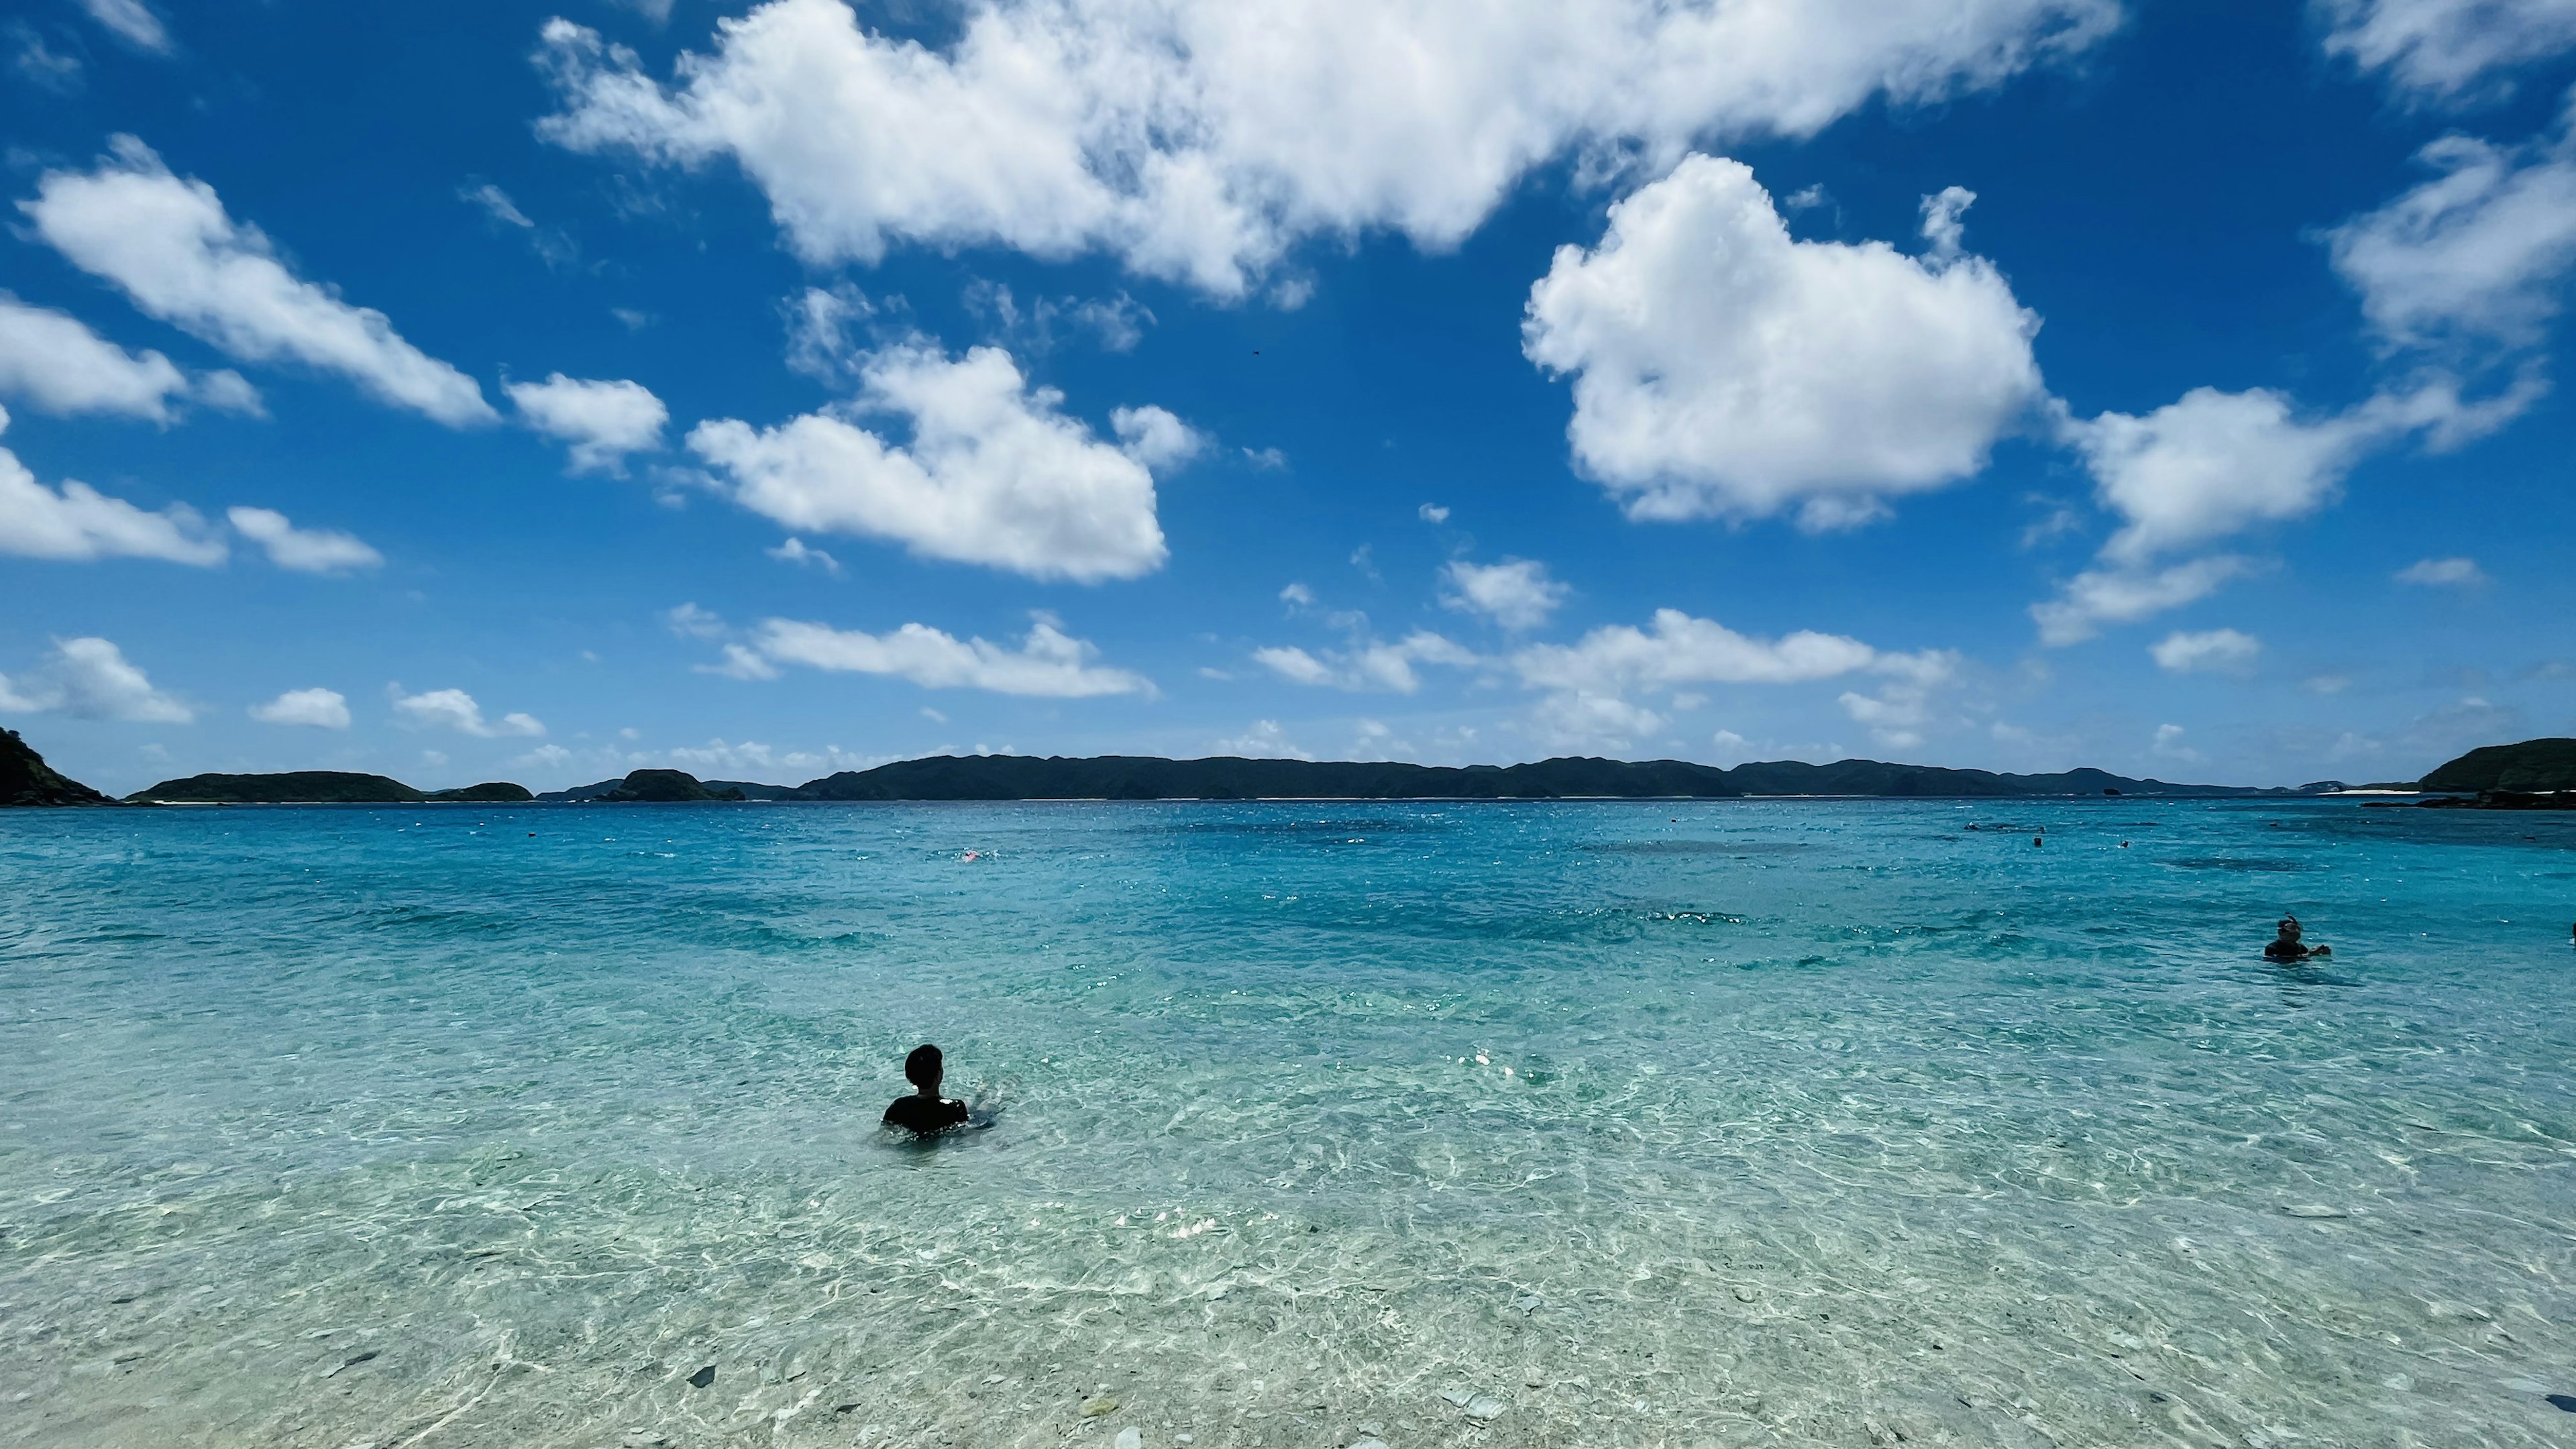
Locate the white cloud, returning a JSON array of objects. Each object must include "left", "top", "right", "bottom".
[
  {"left": 1417, "top": 502, "right": 1450, "bottom": 523},
  {"left": 2038, "top": 376, "right": 2536, "bottom": 641},
  {"left": 390, "top": 686, "right": 545, "bottom": 737},
  {"left": 2063, "top": 388, "right": 2380, "bottom": 566},
  {"left": 78, "top": 0, "right": 168, "bottom": 51},
  {"left": 21, "top": 138, "right": 494, "bottom": 426},
  {"left": 250, "top": 687, "right": 351, "bottom": 729},
  {"left": 2396, "top": 554, "right": 2489, "bottom": 584},
  {"left": 2151, "top": 721, "right": 2199, "bottom": 761},
  {"left": 0, "top": 637, "right": 191, "bottom": 722},
  {"left": 462, "top": 182, "right": 535, "bottom": 229},
  {"left": 1511, "top": 608, "right": 1951, "bottom": 751},
  {"left": 225, "top": 506, "right": 382, "bottom": 574},
  {"left": 1513, "top": 609, "right": 1906, "bottom": 694},
  {"left": 1212, "top": 719, "right": 1313, "bottom": 759},
  {"left": 784, "top": 284, "right": 877, "bottom": 384},
  {"left": 0, "top": 405, "right": 226, "bottom": 566},
  {"left": 663, "top": 602, "right": 727, "bottom": 638},
  {"left": 1440, "top": 557, "right": 1570, "bottom": 631},
  {"left": 1252, "top": 631, "right": 1479, "bottom": 693},
  {"left": 2318, "top": 0, "right": 2576, "bottom": 102},
  {"left": 741, "top": 612, "right": 1151, "bottom": 696},
  {"left": 2150, "top": 627, "right": 2262, "bottom": 674},
  {"left": 1110, "top": 405, "right": 1205, "bottom": 469},
  {"left": 1523, "top": 157, "right": 2043, "bottom": 529},
  {"left": 2325, "top": 110, "right": 2576, "bottom": 347},
  {"left": 687, "top": 341, "right": 1172, "bottom": 582},
  {"left": 1278, "top": 582, "right": 1315, "bottom": 608},
  {"left": 506, "top": 373, "right": 668, "bottom": 473},
  {"left": 0, "top": 294, "right": 262, "bottom": 422},
  {"left": 767, "top": 536, "right": 841, "bottom": 572},
  {"left": 536, "top": 0, "right": 2116, "bottom": 297},
  {"left": 2029, "top": 555, "right": 2256, "bottom": 646}
]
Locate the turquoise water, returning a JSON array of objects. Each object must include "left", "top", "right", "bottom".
[{"left": 3, "top": 799, "right": 2574, "bottom": 1448}]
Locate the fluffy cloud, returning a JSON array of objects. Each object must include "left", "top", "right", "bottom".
[
  {"left": 2029, "top": 555, "right": 2257, "bottom": 646},
  {"left": 1441, "top": 557, "right": 1569, "bottom": 631},
  {"left": 2396, "top": 554, "right": 2488, "bottom": 585},
  {"left": 1252, "top": 632, "right": 1479, "bottom": 693},
  {"left": 0, "top": 406, "right": 225, "bottom": 565},
  {"left": 78, "top": 0, "right": 168, "bottom": 51},
  {"left": 0, "top": 294, "right": 260, "bottom": 422},
  {"left": 2325, "top": 109, "right": 2576, "bottom": 347},
  {"left": 1110, "top": 405, "right": 1205, "bottom": 470},
  {"left": 537, "top": 0, "right": 2115, "bottom": 297},
  {"left": 2149, "top": 628, "right": 2262, "bottom": 674},
  {"left": 250, "top": 687, "right": 351, "bottom": 728},
  {"left": 2317, "top": 0, "right": 2576, "bottom": 102},
  {"left": 21, "top": 138, "right": 494, "bottom": 426},
  {"left": 0, "top": 637, "right": 191, "bottom": 722},
  {"left": 390, "top": 687, "right": 545, "bottom": 737},
  {"left": 1523, "top": 157, "right": 2043, "bottom": 528},
  {"left": 737, "top": 612, "right": 1151, "bottom": 696},
  {"left": 225, "top": 506, "right": 382, "bottom": 574},
  {"left": 506, "top": 373, "right": 668, "bottom": 472},
  {"left": 1211, "top": 719, "right": 1313, "bottom": 759},
  {"left": 688, "top": 342, "right": 1174, "bottom": 582},
  {"left": 2037, "top": 377, "right": 2534, "bottom": 640},
  {"left": 1510, "top": 608, "right": 1952, "bottom": 749}
]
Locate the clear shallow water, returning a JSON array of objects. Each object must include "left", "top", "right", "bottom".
[{"left": 3, "top": 800, "right": 2574, "bottom": 1449}]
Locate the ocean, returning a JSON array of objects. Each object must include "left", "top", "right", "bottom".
[{"left": 2, "top": 798, "right": 2572, "bottom": 1448}]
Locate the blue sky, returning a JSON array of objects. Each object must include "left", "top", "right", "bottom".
[{"left": 5, "top": 0, "right": 2574, "bottom": 793}]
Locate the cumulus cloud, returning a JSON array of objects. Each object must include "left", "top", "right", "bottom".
[
  {"left": 1110, "top": 405, "right": 1205, "bottom": 470},
  {"left": 390, "top": 686, "right": 545, "bottom": 737},
  {"left": 2029, "top": 555, "right": 2258, "bottom": 646},
  {"left": 0, "top": 294, "right": 260, "bottom": 422},
  {"left": 1523, "top": 156, "right": 2043, "bottom": 528},
  {"left": 1510, "top": 608, "right": 1952, "bottom": 751},
  {"left": 2325, "top": 105, "right": 2576, "bottom": 347},
  {"left": 506, "top": 373, "right": 668, "bottom": 472},
  {"left": 2151, "top": 721, "right": 2198, "bottom": 761},
  {"left": 1440, "top": 557, "right": 1569, "bottom": 631},
  {"left": 225, "top": 506, "right": 382, "bottom": 574},
  {"left": 0, "top": 405, "right": 225, "bottom": 566},
  {"left": 21, "top": 138, "right": 494, "bottom": 425},
  {"left": 687, "top": 341, "right": 1175, "bottom": 582},
  {"left": 535, "top": 0, "right": 2116, "bottom": 297},
  {"left": 738, "top": 612, "right": 1152, "bottom": 696},
  {"left": 0, "top": 637, "right": 191, "bottom": 721},
  {"left": 250, "top": 686, "right": 350, "bottom": 728},
  {"left": 767, "top": 536, "right": 841, "bottom": 572},
  {"left": 78, "top": 0, "right": 168, "bottom": 51},
  {"left": 2318, "top": 0, "right": 2576, "bottom": 102},
  {"left": 1252, "top": 632, "right": 1479, "bottom": 693},
  {"left": 2037, "top": 376, "right": 2534, "bottom": 641},
  {"left": 1211, "top": 719, "right": 1313, "bottom": 759},
  {"left": 2150, "top": 627, "right": 2262, "bottom": 674},
  {"left": 2396, "top": 554, "right": 2489, "bottom": 584}
]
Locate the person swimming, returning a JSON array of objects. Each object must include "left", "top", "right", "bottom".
[
  {"left": 883, "top": 1043, "right": 973, "bottom": 1136},
  {"left": 2263, "top": 915, "right": 2330, "bottom": 961}
]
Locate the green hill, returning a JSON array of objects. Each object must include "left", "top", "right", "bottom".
[
  {"left": 2419, "top": 737, "right": 2576, "bottom": 794},
  {"left": 427, "top": 782, "right": 535, "bottom": 802},
  {"left": 1, "top": 729, "right": 113, "bottom": 808},
  {"left": 128, "top": 771, "right": 427, "bottom": 804},
  {"left": 786, "top": 753, "right": 2307, "bottom": 802}
]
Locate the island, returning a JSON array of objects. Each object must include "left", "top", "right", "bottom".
[{"left": 2, "top": 728, "right": 115, "bottom": 808}]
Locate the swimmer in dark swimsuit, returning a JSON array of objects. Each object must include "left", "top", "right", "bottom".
[
  {"left": 883, "top": 1043, "right": 971, "bottom": 1136},
  {"left": 2263, "top": 916, "right": 2330, "bottom": 962}
]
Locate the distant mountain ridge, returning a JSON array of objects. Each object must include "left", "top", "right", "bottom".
[
  {"left": 2419, "top": 737, "right": 2576, "bottom": 794},
  {"left": 123, "top": 772, "right": 533, "bottom": 804},
  {"left": 776, "top": 754, "right": 2328, "bottom": 801}
]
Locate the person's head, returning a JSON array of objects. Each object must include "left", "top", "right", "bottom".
[
  {"left": 904, "top": 1043, "right": 943, "bottom": 1093},
  {"left": 2276, "top": 916, "right": 2302, "bottom": 941}
]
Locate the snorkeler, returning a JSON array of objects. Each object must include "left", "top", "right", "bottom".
[
  {"left": 883, "top": 1043, "right": 973, "bottom": 1136},
  {"left": 2263, "top": 916, "right": 2330, "bottom": 962}
]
